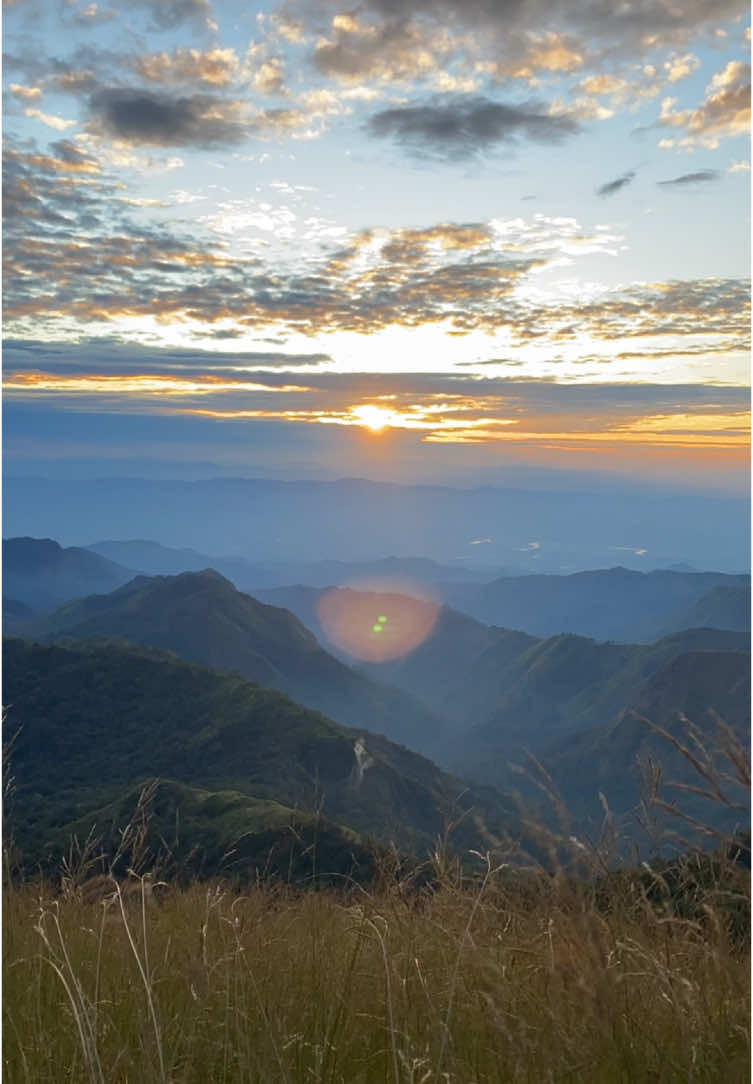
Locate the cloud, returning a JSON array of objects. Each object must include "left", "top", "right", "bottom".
[
  {"left": 3, "top": 143, "right": 748, "bottom": 360},
  {"left": 658, "top": 169, "right": 720, "bottom": 187},
  {"left": 128, "top": 0, "right": 211, "bottom": 29},
  {"left": 664, "top": 52, "right": 701, "bottom": 84},
  {"left": 288, "top": 0, "right": 747, "bottom": 90},
  {"left": 313, "top": 16, "right": 455, "bottom": 85},
  {"left": 658, "top": 60, "right": 750, "bottom": 148},
  {"left": 2, "top": 339, "right": 332, "bottom": 374},
  {"left": 3, "top": 347, "right": 748, "bottom": 456},
  {"left": 87, "top": 88, "right": 251, "bottom": 147},
  {"left": 596, "top": 170, "right": 636, "bottom": 197},
  {"left": 132, "top": 47, "right": 240, "bottom": 87},
  {"left": 23, "top": 107, "right": 77, "bottom": 130},
  {"left": 64, "top": 2, "right": 118, "bottom": 26},
  {"left": 9, "top": 82, "right": 42, "bottom": 101},
  {"left": 366, "top": 96, "right": 579, "bottom": 158}
]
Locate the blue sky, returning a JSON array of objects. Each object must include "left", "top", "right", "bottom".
[{"left": 3, "top": 0, "right": 750, "bottom": 492}]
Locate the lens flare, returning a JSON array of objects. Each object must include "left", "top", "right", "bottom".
[{"left": 316, "top": 583, "right": 439, "bottom": 662}]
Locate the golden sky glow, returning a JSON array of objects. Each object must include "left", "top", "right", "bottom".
[{"left": 4, "top": 366, "right": 749, "bottom": 455}]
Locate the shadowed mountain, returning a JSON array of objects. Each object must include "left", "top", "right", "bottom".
[
  {"left": 661, "top": 585, "right": 751, "bottom": 636},
  {"left": 248, "top": 586, "right": 752, "bottom": 760},
  {"left": 2, "top": 597, "right": 37, "bottom": 636},
  {"left": 442, "top": 567, "right": 750, "bottom": 642},
  {"left": 254, "top": 585, "right": 506, "bottom": 706},
  {"left": 3, "top": 537, "right": 136, "bottom": 612},
  {"left": 538, "top": 649, "right": 751, "bottom": 839},
  {"left": 25, "top": 570, "right": 448, "bottom": 755},
  {"left": 2, "top": 638, "right": 513, "bottom": 871},
  {"left": 443, "top": 627, "right": 750, "bottom": 784}
]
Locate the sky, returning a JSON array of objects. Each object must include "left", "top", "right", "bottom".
[{"left": 3, "top": 0, "right": 751, "bottom": 494}]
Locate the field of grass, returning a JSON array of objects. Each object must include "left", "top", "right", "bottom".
[{"left": 3, "top": 844, "right": 749, "bottom": 1084}]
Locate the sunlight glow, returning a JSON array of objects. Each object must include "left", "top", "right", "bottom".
[{"left": 351, "top": 404, "right": 395, "bottom": 431}]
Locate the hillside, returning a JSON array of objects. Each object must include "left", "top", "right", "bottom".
[
  {"left": 255, "top": 584, "right": 506, "bottom": 703},
  {"left": 442, "top": 567, "right": 750, "bottom": 642},
  {"left": 444, "top": 627, "right": 750, "bottom": 784},
  {"left": 25, "top": 570, "right": 448, "bottom": 754},
  {"left": 2, "top": 638, "right": 513, "bottom": 873},
  {"left": 538, "top": 649, "right": 751, "bottom": 837},
  {"left": 2, "top": 536, "right": 136, "bottom": 612},
  {"left": 661, "top": 584, "right": 751, "bottom": 636}
]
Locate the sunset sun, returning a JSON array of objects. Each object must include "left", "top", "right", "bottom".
[{"left": 352, "top": 405, "right": 394, "bottom": 432}]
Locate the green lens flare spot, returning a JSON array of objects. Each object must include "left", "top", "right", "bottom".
[
  {"left": 377, "top": 616, "right": 387, "bottom": 623},
  {"left": 372, "top": 624, "right": 383, "bottom": 633}
]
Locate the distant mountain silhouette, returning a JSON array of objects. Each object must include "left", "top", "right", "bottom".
[
  {"left": 87, "top": 539, "right": 493, "bottom": 593},
  {"left": 442, "top": 567, "right": 750, "bottom": 642},
  {"left": 3, "top": 536, "right": 136, "bottom": 612},
  {"left": 2, "top": 638, "right": 513, "bottom": 871},
  {"left": 26, "top": 570, "right": 448, "bottom": 755}
]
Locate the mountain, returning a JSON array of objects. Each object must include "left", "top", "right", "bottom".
[
  {"left": 2, "top": 638, "right": 513, "bottom": 873},
  {"left": 88, "top": 539, "right": 219, "bottom": 575},
  {"left": 255, "top": 586, "right": 750, "bottom": 761},
  {"left": 87, "top": 539, "right": 495, "bottom": 594},
  {"left": 443, "top": 627, "right": 750, "bottom": 784},
  {"left": 661, "top": 585, "right": 751, "bottom": 636},
  {"left": 255, "top": 585, "right": 529, "bottom": 711},
  {"left": 25, "top": 570, "right": 448, "bottom": 755},
  {"left": 3, "top": 536, "right": 136, "bottom": 612},
  {"left": 442, "top": 567, "right": 750, "bottom": 642},
  {"left": 538, "top": 649, "right": 751, "bottom": 838},
  {"left": 2, "top": 597, "right": 36, "bottom": 636}
]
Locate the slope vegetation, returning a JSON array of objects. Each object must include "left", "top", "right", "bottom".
[
  {"left": 26, "top": 570, "right": 447, "bottom": 754},
  {"left": 3, "top": 638, "right": 512, "bottom": 874}
]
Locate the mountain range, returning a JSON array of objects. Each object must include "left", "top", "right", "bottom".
[
  {"left": 19, "top": 568, "right": 448, "bottom": 755},
  {"left": 3, "top": 535, "right": 748, "bottom": 864},
  {"left": 5, "top": 536, "right": 749, "bottom": 645},
  {"left": 87, "top": 539, "right": 494, "bottom": 592},
  {"left": 3, "top": 638, "right": 512, "bottom": 878},
  {"left": 439, "top": 567, "right": 750, "bottom": 642}
]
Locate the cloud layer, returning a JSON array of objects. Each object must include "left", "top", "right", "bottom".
[{"left": 367, "top": 96, "right": 580, "bottom": 158}]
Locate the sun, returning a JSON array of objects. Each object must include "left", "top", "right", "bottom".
[{"left": 352, "top": 404, "right": 394, "bottom": 432}]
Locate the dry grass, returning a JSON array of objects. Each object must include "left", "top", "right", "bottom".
[{"left": 3, "top": 848, "right": 749, "bottom": 1084}]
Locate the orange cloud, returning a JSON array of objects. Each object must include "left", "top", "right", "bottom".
[{"left": 3, "top": 372, "right": 312, "bottom": 395}]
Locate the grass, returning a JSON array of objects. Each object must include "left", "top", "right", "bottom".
[{"left": 3, "top": 844, "right": 749, "bottom": 1084}]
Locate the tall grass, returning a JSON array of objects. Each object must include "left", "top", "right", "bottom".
[{"left": 3, "top": 846, "right": 749, "bottom": 1084}]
